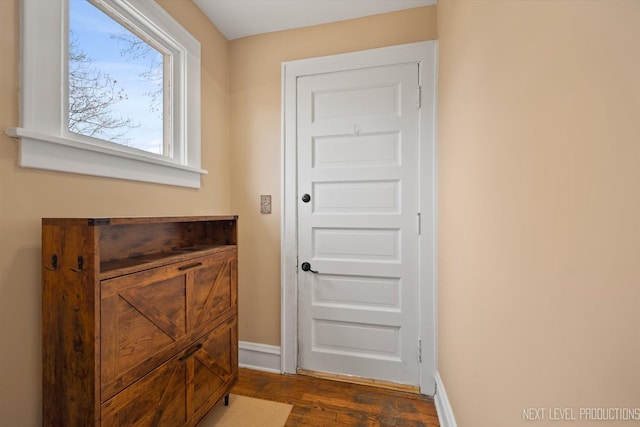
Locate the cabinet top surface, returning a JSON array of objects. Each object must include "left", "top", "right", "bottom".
[{"left": 42, "top": 215, "right": 238, "bottom": 226}]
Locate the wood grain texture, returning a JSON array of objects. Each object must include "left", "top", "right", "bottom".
[
  {"left": 232, "top": 368, "right": 440, "bottom": 427},
  {"left": 42, "top": 224, "right": 100, "bottom": 426},
  {"left": 98, "top": 220, "right": 237, "bottom": 264}
]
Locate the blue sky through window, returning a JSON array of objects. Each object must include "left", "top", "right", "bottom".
[{"left": 69, "top": 0, "right": 164, "bottom": 155}]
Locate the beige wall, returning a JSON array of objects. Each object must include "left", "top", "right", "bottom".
[
  {"left": 438, "top": 0, "right": 640, "bottom": 426},
  {"left": 228, "top": 6, "right": 437, "bottom": 345},
  {"left": 0, "top": 1, "right": 230, "bottom": 425}
]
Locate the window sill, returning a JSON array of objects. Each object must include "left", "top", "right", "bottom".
[{"left": 5, "top": 127, "right": 207, "bottom": 188}]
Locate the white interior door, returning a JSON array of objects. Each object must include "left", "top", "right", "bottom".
[{"left": 296, "top": 63, "right": 421, "bottom": 386}]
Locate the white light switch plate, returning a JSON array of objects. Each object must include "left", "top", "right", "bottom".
[{"left": 260, "top": 195, "right": 271, "bottom": 214}]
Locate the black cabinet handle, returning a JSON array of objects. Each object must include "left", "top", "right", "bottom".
[
  {"left": 179, "top": 262, "right": 203, "bottom": 271},
  {"left": 179, "top": 343, "right": 203, "bottom": 361},
  {"left": 301, "top": 194, "right": 311, "bottom": 203}
]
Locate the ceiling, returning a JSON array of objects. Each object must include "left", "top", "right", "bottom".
[{"left": 193, "top": 0, "right": 436, "bottom": 41}]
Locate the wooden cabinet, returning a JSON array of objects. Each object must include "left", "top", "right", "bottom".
[{"left": 42, "top": 216, "right": 238, "bottom": 426}]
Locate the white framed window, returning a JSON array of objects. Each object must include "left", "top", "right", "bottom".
[{"left": 6, "top": 0, "right": 206, "bottom": 188}]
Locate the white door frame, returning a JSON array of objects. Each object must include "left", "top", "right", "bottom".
[{"left": 280, "top": 41, "right": 438, "bottom": 394}]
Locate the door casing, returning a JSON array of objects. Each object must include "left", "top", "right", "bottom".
[{"left": 280, "top": 41, "right": 438, "bottom": 394}]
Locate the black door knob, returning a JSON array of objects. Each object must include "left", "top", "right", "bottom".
[
  {"left": 300, "top": 262, "right": 318, "bottom": 273},
  {"left": 301, "top": 194, "right": 311, "bottom": 203}
]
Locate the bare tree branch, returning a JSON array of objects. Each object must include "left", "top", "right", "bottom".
[
  {"left": 111, "top": 32, "right": 163, "bottom": 115},
  {"left": 68, "top": 32, "right": 138, "bottom": 144}
]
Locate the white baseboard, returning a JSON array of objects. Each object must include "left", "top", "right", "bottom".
[
  {"left": 435, "top": 372, "right": 458, "bottom": 427},
  {"left": 238, "top": 341, "right": 282, "bottom": 374}
]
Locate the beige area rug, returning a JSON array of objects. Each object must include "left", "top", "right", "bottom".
[{"left": 198, "top": 394, "right": 293, "bottom": 427}]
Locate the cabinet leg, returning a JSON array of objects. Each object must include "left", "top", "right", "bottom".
[{"left": 224, "top": 394, "right": 230, "bottom": 406}]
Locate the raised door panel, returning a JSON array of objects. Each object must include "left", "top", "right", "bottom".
[
  {"left": 100, "top": 249, "right": 236, "bottom": 401},
  {"left": 191, "top": 316, "right": 238, "bottom": 424},
  {"left": 100, "top": 315, "right": 237, "bottom": 427},
  {"left": 101, "top": 354, "right": 188, "bottom": 427},
  {"left": 191, "top": 252, "right": 237, "bottom": 330}
]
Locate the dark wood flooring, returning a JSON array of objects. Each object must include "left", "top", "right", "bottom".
[{"left": 231, "top": 368, "right": 440, "bottom": 427}]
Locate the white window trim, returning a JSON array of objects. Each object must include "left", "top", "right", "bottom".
[{"left": 5, "top": 0, "right": 206, "bottom": 188}]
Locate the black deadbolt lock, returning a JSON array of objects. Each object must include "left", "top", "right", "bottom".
[{"left": 301, "top": 194, "right": 311, "bottom": 203}]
